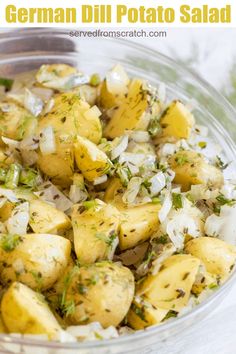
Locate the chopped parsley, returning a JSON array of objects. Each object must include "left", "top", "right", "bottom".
[
  {"left": 148, "top": 117, "right": 162, "bottom": 137},
  {"left": 82, "top": 200, "right": 98, "bottom": 210},
  {"left": 172, "top": 193, "right": 183, "bottom": 209},
  {"left": 1, "top": 234, "right": 22, "bottom": 252},
  {"left": 198, "top": 141, "right": 207, "bottom": 149},
  {"left": 0, "top": 77, "right": 14, "bottom": 91},
  {"left": 174, "top": 154, "right": 189, "bottom": 166},
  {"left": 131, "top": 303, "right": 147, "bottom": 322},
  {"left": 90, "top": 73, "right": 101, "bottom": 87}
]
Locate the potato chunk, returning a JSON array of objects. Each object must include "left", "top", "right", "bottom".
[
  {"left": 168, "top": 150, "right": 224, "bottom": 191},
  {"left": 138, "top": 254, "right": 201, "bottom": 311},
  {"left": 38, "top": 92, "right": 102, "bottom": 144},
  {"left": 119, "top": 203, "right": 161, "bottom": 250},
  {"left": 104, "top": 79, "right": 160, "bottom": 139},
  {"left": 127, "top": 298, "right": 168, "bottom": 330},
  {"left": 1, "top": 282, "right": 61, "bottom": 338},
  {"left": 0, "top": 101, "right": 35, "bottom": 144},
  {"left": 104, "top": 177, "right": 126, "bottom": 210},
  {"left": 37, "top": 135, "right": 74, "bottom": 187},
  {"left": 185, "top": 237, "right": 236, "bottom": 281},
  {"left": 63, "top": 262, "right": 134, "bottom": 328},
  {"left": 29, "top": 199, "right": 71, "bottom": 234},
  {"left": 74, "top": 135, "right": 111, "bottom": 182},
  {"left": 72, "top": 200, "right": 120, "bottom": 264},
  {"left": 0, "top": 234, "right": 71, "bottom": 290},
  {"left": 160, "top": 101, "right": 195, "bottom": 140}
]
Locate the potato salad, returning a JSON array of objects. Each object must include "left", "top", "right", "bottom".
[{"left": 0, "top": 63, "right": 235, "bottom": 342}]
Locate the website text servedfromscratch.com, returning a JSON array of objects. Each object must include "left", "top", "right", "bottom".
[{"left": 69, "top": 29, "right": 167, "bottom": 38}]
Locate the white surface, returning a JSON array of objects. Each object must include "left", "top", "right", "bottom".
[{"left": 133, "top": 28, "right": 236, "bottom": 354}]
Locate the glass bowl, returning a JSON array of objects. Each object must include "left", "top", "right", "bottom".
[{"left": 0, "top": 29, "right": 236, "bottom": 354}]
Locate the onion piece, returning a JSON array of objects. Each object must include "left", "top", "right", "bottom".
[
  {"left": 111, "top": 135, "right": 129, "bottom": 161},
  {"left": 69, "top": 185, "right": 87, "bottom": 203},
  {"left": 159, "top": 192, "right": 172, "bottom": 223},
  {"left": 0, "top": 187, "right": 19, "bottom": 203},
  {"left": 34, "top": 182, "right": 73, "bottom": 212},
  {"left": 6, "top": 202, "right": 29, "bottom": 236},
  {"left": 1, "top": 136, "right": 20, "bottom": 149},
  {"left": 122, "top": 177, "right": 142, "bottom": 205},
  {"left": 157, "top": 82, "right": 166, "bottom": 103},
  {"left": 93, "top": 175, "right": 108, "bottom": 186},
  {"left": 129, "top": 131, "right": 150, "bottom": 143},
  {"left": 106, "top": 64, "right": 129, "bottom": 95},
  {"left": 149, "top": 172, "right": 166, "bottom": 196},
  {"left": 39, "top": 126, "right": 56, "bottom": 155},
  {"left": 152, "top": 244, "right": 176, "bottom": 275},
  {"left": 24, "top": 88, "right": 44, "bottom": 117}
]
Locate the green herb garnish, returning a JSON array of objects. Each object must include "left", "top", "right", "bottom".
[
  {"left": 1, "top": 234, "right": 22, "bottom": 252},
  {"left": 90, "top": 73, "right": 101, "bottom": 87},
  {"left": 0, "top": 77, "right": 14, "bottom": 91},
  {"left": 172, "top": 193, "right": 183, "bottom": 209}
]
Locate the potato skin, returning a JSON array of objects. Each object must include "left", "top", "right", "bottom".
[
  {"left": 138, "top": 254, "right": 201, "bottom": 312},
  {"left": 1, "top": 282, "right": 61, "bottom": 338},
  {"left": 169, "top": 150, "right": 223, "bottom": 191},
  {"left": 119, "top": 203, "right": 161, "bottom": 250},
  {"left": 185, "top": 237, "right": 236, "bottom": 281},
  {"left": 29, "top": 199, "right": 71, "bottom": 234},
  {"left": 72, "top": 201, "right": 120, "bottom": 264},
  {"left": 63, "top": 262, "right": 135, "bottom": 328},
  {"left": 74, "top": 136, "right": 111, "bottom": 182},
  {"left": 160, "top": 101, "right": 195, "bottom": 140},
  {"left": 0, "top": 234, "right": 71, "bottom": 291}
]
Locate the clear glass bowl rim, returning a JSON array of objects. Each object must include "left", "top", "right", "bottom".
[{"left": 0, "top": 29, "right": 235, "bottom": 350}]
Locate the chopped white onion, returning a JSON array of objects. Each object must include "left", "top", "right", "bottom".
[
  {"left": 107, "top": 236, "right": 119, "bottom": 261},
  {"left": 93, "top": 175, "right": 108, "bottom": 186},
  {"left": 31, "top": 87, "right": 54, "bottom": 101},
  {"left": 0, "top": 197, "right": 7, "bottom": 209},
  {"left": 111, "top": 135, "right": 129, "bottom": 161},
  {"left": 0, "top": 187, "right": 19, "bottom": 203},
  {"left": 44, "top": 98, "right": 55, "bottom": 114},
  {"left": 159, "top": 192, "right": 172, "bottom": 223},
  {"left": 106, "top": 64, "right": 129, "bottom": 95},
  {"left": 1, "top": 136, "right": 20, "bottom": 149},
  {"left": 159, "top": 143, "right": 176, "bottom": 157},
  {"left": 24, "top": 88, "right": 44, "bottom": 117},
  {"left": 149, "top": 172, "right": 166, "bottom": 196},
  {"left": 7, "top": 202, "right": 29, "bottom": 236},
  {"left": 129, "top": 131, "right": 150, "bottom": 143},
  {"left": 39, "top": 126, "right": 56, "bottom": 155},
  {"left": 205, "top": 204, "right": 236, "bottom": 245},
  {"left": 35, "top": 182, "right": 73, "bottom": 212},
  {"left": 69, "top": 185, "right": 87, "bottom": 203},
  {"left": 122, "top": 177, "right": 142, "bottom": 205}
]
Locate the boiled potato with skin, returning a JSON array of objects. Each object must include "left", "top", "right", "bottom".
[
  {"left": 29, "top": 199, "right": 71, "bottom": 234},
  {"left": 104, "top": 79, "right": 160, "bottom": 139},
  {"left": 138, "top": 254, "right": 201, "bottom": 311},
  {"left": 63, "top": 261, "right": 134, "bottom": 328},
  {"left": 168, "top": 150, "right": 223, "bottom": 191},
  {"left": 127, "top": 298, "right": 168, "bottom": 330},
  {"left": 0, "top": 315, "right": 7, "bottom": 333},
  {"left": 0, "top": 234, "right": 71, "bottom": 290},
  {"left": 119, "top": 203, "right": 161, "bottom": 250},
  {"left": 160, "top": 101, "right": 195, "bottom": 140},
  {"left": 38, "top": 92, "right": 102, "bottom": 144},
  {"left": 191, "top": 270, "right": 217, "bottom": 296},
  {"left": 1, "top": 282, "right": 61, "bottom": 338},
  {"left": 37, "top": 135, "right": 74, "bottom": 187},
  {"left": 185, "top": 237, "right": 236, "bottom": 281},
  {"left": 72, "top": 200, "right": 120, "bottom": 264},
  {"left": 0, "top": 101, "right": 35, "bottom": 144},
  {"left": 74, "top": 135, "right": 111, "bottom": 182}
]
